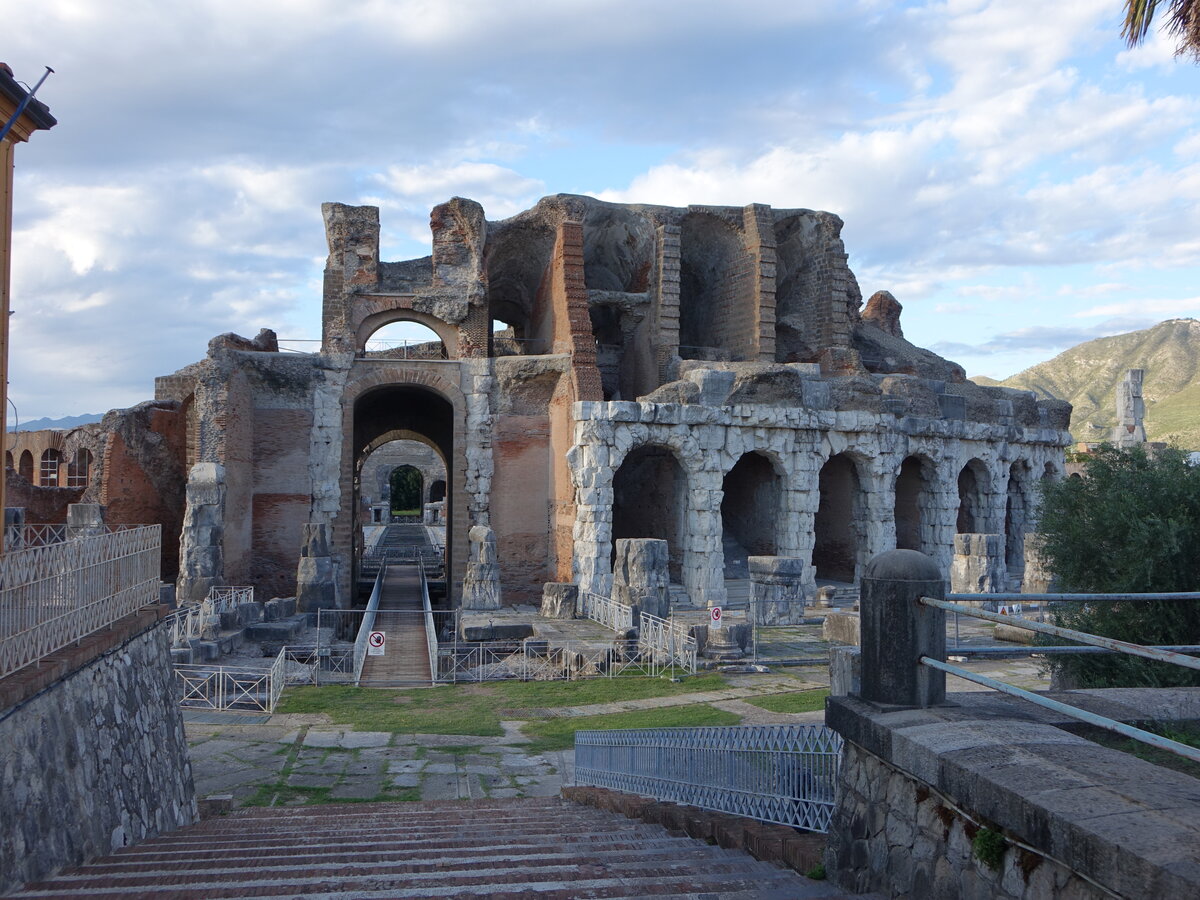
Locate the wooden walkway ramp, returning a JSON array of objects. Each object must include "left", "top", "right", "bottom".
[{"left": 359, "top": 564, "right": 433, "bottom": 686}]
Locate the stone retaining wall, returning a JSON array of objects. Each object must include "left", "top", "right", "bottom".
[{"left": 0, "top": 611, "right": 197, "bottom": 894}]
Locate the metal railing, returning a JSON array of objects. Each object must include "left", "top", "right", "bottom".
[
  {"left": 578, "top": 590, "right": 635, "bottom": 633},
  {"left": 175, "top": 647, "right": 287, "bottom": 713},
  {"left": 359, "top": 339, "right": 449, "bottom": 360},
  {"left": 920, "top": 591, "right": 1200, "bottom": 764},
  {"left": 3, "top": 522, "right": 144, "bottom": 551},
  {"left": 420, "top": 566, "right": 438, "bottom": 679},
  {"left": 436, "top": 638, "right": 689, "bottom": 683},
  {"left": 353, "top": 566, "right": 386, "bottom": 685},
  {"left": 0, "top": 525, "right": 161, "bottom": 680},
  {"left": 207, "top": 586, "right": 254, "bottom": 614},
  {"left": 636, "top": 609, "right": 697, "bottom": 673},
  {"left": 575, "top": 724, "right": 844, "bottom": 833}
]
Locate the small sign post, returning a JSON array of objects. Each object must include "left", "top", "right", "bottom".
[
  {"left": 368, "top": 631, "right": 386, "bottom": 656},
  {"left": 710, "top": 607, "right": 722, "bottom": 625}
]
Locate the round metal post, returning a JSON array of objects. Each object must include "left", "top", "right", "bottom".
[{"left": 860, "top": 549, "right": 946, "bottom": 707}]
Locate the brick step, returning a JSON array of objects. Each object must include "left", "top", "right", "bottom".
[
  {"left": 84, "top": 836, "right": 741, "bottom": 873},
  {"left": 9, "top": 798, "right": 844, "bottom": 899}
]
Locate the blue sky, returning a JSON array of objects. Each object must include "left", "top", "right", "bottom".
[{"left": 4, "top": 0, "right": 1200, "bottom": 421}]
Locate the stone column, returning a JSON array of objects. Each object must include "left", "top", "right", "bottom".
[
  {"left": 4, "top": 507, "right": 25, "bottom": 551},
  {"left": 748, "top": 556, "right": 809, "bottom": 624},
  {"left": 1021, "top": 532, "right": 1056, "bottom": 594},
  {"left": 66, "top": 503, "right": 105, "bottom": 539},
  {"left": 462, "top": 525, "right": 501, "bottom": 610},
  {"left": 176, "top": 463, "right": 226, "bottom": 606},
  {"left": 296, "top": 523, "right": 339, "bottom": 612},
  {"left": 540, "top": 582, "right": 578, "bottom": 619},
  {"left": 612, "top": 538, "right": 669, "bottom": 619},
  {"left": 860, "top": 549, "right": 945, "bottom": 708},
  {"left": 949, "top": 533, "right": 1006, "bottom": 604}
]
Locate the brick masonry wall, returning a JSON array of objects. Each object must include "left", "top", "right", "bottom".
[{"left": 0, "top": 609, "right": 196, "bottom": 894}]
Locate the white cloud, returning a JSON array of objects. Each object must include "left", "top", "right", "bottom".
[{"left": 1073, "top": 298, "right": 1200, "bottom": 318}]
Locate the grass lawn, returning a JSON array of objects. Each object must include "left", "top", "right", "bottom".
[
  {"left": 275, "top": 673, "right": 730, "bottom": 736},
  {"left": 741, "top": 689, "right": 829, "bottom": 714},
  {"left": 520, "top": 704, "right": 741, "bottom": 753}
]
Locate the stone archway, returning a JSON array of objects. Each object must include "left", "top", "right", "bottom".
[
  {"left": 721, "top": 451, "right": 781, "bottom": 578},
  {"left": 813, "top": 453, "right": 866, "bottom": 583},
  {"left": 611, "top": 443, "right": 688, "bottom": 583}
]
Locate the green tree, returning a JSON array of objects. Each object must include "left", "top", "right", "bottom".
[
  {"left": 1037, "top": 444, "right": 1200, "bottom": 687},
  {"left": 1123, "top": 0, "right": 1200, "bottom": 61},
  {"left": 389, "top": 465, "right": 423, "bottom": 514}
]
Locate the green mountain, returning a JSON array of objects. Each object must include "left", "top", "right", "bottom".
[{"left": 971, "top": 318, "right": 1200, "bottom": 449}]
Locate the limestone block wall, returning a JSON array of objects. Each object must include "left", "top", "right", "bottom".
[
  {"left": 569, "top": 398, "right": 1069, "bottom": 604},
  {"left": 0, "top": 611, "right": 196, "bottom": 894}
]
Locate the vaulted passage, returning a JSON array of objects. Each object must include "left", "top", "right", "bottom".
[
  {"left": 611, "top": 445, "right": 687, "bottom": 582},
  {"left": 353, "top": 385, "right": 454, "bottom": 599},
  {"left": 1005, "top": 461, "right": 1032, "bottom": 587},
  {"left": 814, "top": 454, "right": 864, "bottom": 583},
  {"left": 721, "top": 452, "right": 780, "bottom": 578},
  {"left": 957, "top": 460, "right": 987, "bottom": 533},
  {"left": 894, "top": 456, "right": 931, "bottom": 552}
]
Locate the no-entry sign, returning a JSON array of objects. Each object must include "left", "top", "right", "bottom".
[
  {"left": 368, "top": 631, "right": 386, "bottom": 656},
  {"left": 710, "top": 607, "right": 722, "bottom": 624}
]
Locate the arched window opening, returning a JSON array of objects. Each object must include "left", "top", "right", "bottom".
[
  {"left": 1005, "top": 461, "right": 1032, "bottom": 586},
  {"left": 814, "top": 454, "right": 865, "bottom": 583},
  {"left": 957, "top": 460, "right": 987, "bottom": 533},
  {"left": 67, "top": 448, "right": 92, "bottom": 488},
  {"left": 362, "top": 321, "right": 446, "bottom": 360},
  {"left": 429, "top": 479, "right": 446, "bottom": 503},
  {"left": 389, "top": 465, "right": 424, "bottom": 517},
  {"left": 721, "top": 452, "right": 780, "bottom": 578},
  {"left": 40, "top": 449, "right": 60, "bottom": 487},
  {"left": 894, "top": 456, "right": 929, "bottom": 552},
  {"left": 612, "top": 445, "right": 687, "bottom": 583},
  {"left": 18, "top": 450, "right": 33, "bottom": 482}
]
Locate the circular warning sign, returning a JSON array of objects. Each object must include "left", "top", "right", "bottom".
[
  {"left": 368, "top": 631, "right": 386, "bottom": 655},
  {"left": 710, "top": 607, "right": 722, "bottom": 624}
]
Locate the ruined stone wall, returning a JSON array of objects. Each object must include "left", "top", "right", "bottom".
[
  {"left": 569, "top": 388, "right": 1069, "bottom": 605},
  {"left": 0, "top": 610, "right": 196, "bottom": 894}
]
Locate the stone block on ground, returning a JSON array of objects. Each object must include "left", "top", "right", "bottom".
[
  {"left": 950, "top": 533, "right": 1006, "bottom": 595},
  {"left": 540, "top": 582, "right": 578, "bottom": 619},
  {"left": 749, "top": 556, "right": 810, "bottom": 624},
  {"left": 823, "top": 611, "right": 861, "bottom": 646},
  {"left": 612, "top": 538, "right": 670, "bottom": 620}
]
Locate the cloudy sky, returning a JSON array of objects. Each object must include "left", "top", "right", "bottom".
[{"left": 5, "top": 0, "right": 1200, "bottom": 421}]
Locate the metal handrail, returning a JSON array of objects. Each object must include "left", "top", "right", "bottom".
[
  {"left": 919, "top": 592, "right": 1200, "bottom": 763},
  {"left": 574, "top": 724, "right": 843, "bottom": 833},
  {"left": 578, "top": 590, "right": 635, "bottom": 633},
  {"left": 353, "top": 566, "right": 386, "bottom": 686},
  {"left": 420, "top": 566, "right": 438, "bottom": 682}
]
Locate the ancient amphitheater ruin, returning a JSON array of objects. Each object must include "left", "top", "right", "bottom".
[{"left": 9, "top": 193, "right": 1073, "bottom": 616}]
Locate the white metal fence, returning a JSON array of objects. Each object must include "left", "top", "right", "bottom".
[
  {"left": 575, "top": 724, "right": 844, "bottom": 833},
  {"left": 175, "top": 647, "right": 288, "bottom": 713},
  {"left": 164, "top": 585, "right": 255, "bottom": 648},
  {"left": 435, "top": 638, "right": 689, "bottom": 682},
  {"left": 353, "top": 567, "right": 385, "bottom": 685},
  {"left": 578, "top": 589, "right": 635, "bottom": 633},
  {"left": 0, "top": 525, "right": 161, "bottom": 680}
]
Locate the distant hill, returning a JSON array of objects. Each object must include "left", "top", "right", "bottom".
[
  {"left": 971, "top": 318, "right": 1200, "bottom": 449},
  {"left": 8, "top": 413, "right": 103, "bottom": 433}
]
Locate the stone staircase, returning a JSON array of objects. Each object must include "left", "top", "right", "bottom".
[{"left": 9, "top": 798, "right": 863, "bottom": 899}]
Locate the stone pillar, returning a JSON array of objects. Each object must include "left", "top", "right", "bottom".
[
  {"left": 66, "top": 503, "right": 105, "bottom": 539},
  {"left": 1022, "top": 532, "right": 1057, "bottom": 594},
  {"left": 860, "top": 549, "right": 945, "bottom": 708},
  {"left": 1112, "top": 368, "right": 1147, "bottom": 447},
  {"left": 540, "top": 582, "right": 578, "bottom": 619},
  {"left": 296, "top": 523, "right": 339, "bottom": 612},
  {"left": 462, "top": 525, "right": 501, "bottom": 610},
  {"left": 176, "top": 463, "right": 226, "bottom": 606},
  {"left": 949, "top": 533, "right": 1006, "bottom": 603},
  {"left": 748, "top": 556, "right": 809, "bottom": 624},
  {"left": 4, "top": 507, "right": 25, "bottom": 550},
  {"left": 612, "top": 538, "right": 669, "bottom": 620}
]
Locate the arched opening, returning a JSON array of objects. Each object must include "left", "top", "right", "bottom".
[
  {"left": 679, "top": 212, "right": 753, "bottom": 361},
  {"left": 956, "top": 459, "right": 988, "bottom": 533},
  {"left": 353, "top": 385, "right": 455, "bottom": 602},
  {"left": 814, "top": 453, "right": 865, "bottom": 583},
  {"left": 389, "top": 465, "right": 424, "bottom": 516},
  {"left": 361, "top": 320, "right": 447, "bottom": 360},
  {"left": 894, "top": 456, "right": 931, "bottom": 552},
  {"left": 485, "top": 220, "right": 556, "bottom": 356},
  {"left": 612, "top": 444, "right": 687, "bottom": 583},
  {"left": 67, "top": 448, "right": 92, "bottom": 488},
  {"left": 1005, "top": 461, "right": 1032, "bottom": 587},
  {"left": 39, "top": 449, "right": 60, "bottom": 487},
  {"left": 721, "top": 452, "right": 780, "bottom": 578},
  {"left": 429, "top": 479, "right": 446, "bottom": 503},
  {"left": 17, "top": 450, "right": 32, "bottom": 482}
]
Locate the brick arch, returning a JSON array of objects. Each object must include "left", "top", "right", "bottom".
[
  {"left": 355, "top": 308, "right": 460, "bottom": 358},
  {"left": 337, "top": 363, "right": 469, "bottom": 605}
]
